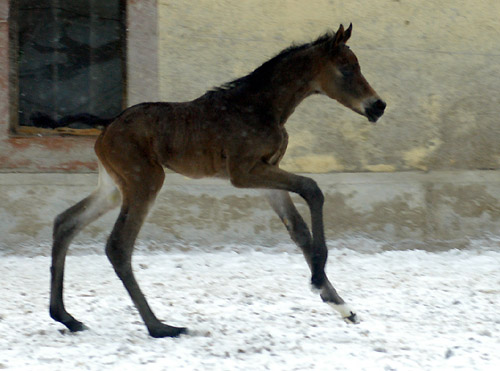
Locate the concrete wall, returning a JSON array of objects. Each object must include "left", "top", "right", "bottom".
[
  {"left": 2, "top": 171, "right": 500, "bottom": 255},
  {"left": 158, "top": 0, "right": 500, "bottom": 173}
]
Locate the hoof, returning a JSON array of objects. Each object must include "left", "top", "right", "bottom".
[
  {"left": 51, "top": 310, "right": 88, "bottom": 333},
  {"left": 328, "top": 303, "right": 360, "bottom": 324},
  {"left": 343, "top": 311, "right": 360, "bottom": 324},
  {"left": 149, "top": 325, "right": 188, "bottom": 338},
  {"left": 68, "top": 321, "right": 89, "bottom": 332},
  {"left": 58, "top": 322, "right": 89, "bottom": 335}
]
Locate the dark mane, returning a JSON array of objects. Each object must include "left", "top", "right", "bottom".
[{"left": 208, "top": 31, "right": 334, "bottom": 94}]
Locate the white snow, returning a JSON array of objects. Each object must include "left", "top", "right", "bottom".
[{"left": 0, "top": 244, "right": 499, "bottom": 370}]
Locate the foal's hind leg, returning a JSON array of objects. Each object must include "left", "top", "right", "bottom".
[
  {"left": 50, "top": 162, "right": 120, "bottom": 331},
  {"left": 265, "top": 190, "right": 359, "bottom": 323}
]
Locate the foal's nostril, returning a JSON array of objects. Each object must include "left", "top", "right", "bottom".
[
  {"left": 374, "top": 99, "right": 386, "bottom": 111},
  {"left": 365, "top": 99, "right": 386, "bottom": 122}
]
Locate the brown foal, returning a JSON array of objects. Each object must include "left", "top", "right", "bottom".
[{"left": 50, "top": 24, "right": 386, "bottom": 338}]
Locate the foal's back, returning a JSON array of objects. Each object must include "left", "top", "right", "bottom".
[{"left": 99, "top": 89, "right": 287, "bottom": 181}]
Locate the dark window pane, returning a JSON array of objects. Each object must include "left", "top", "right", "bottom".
[{"left": 16, "top": 0, "right": 125, "bottom": 129}]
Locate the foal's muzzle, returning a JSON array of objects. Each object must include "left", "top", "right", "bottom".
[{"left": 365, "top": 99, "right": 386, "bottom": 123}]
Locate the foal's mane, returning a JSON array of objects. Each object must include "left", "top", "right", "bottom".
[{"left": 209, "top": 31, "right": 334, "bottom": 94}]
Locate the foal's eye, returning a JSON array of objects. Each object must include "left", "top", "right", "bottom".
[{"left": 340, "top": 66, "right": 354, "bottom": 78}]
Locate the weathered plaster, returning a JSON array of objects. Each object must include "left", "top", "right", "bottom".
[
  {"left": 2, "top": 171, "right": 500, "bottom": 255},
  {"left": 158, "top": 0, "right": 500, "bottom": 173},
  {"left": 2, "top": 0, "right": 499, "bottom": 173}
]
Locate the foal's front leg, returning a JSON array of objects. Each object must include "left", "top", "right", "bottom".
[
  {"left": 229, "top": 159, "right": 358, "bottom": 323},
  {"left": 105, "top": 200, "right": 187, "bottom": 338},
  {"left": 103, "top": 162, "right": 187, "bottom": 338},
  {"left": 265, "top": 190, "right": 359, "bottom": 323}
]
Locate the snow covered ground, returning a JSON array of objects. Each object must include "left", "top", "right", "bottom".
[{"left": 0, "top": 243, "right": 499, "bottom": 370}]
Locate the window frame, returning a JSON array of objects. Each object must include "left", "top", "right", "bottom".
[{"left": 8, "top": 0, "right": 128, "bottom": 137}]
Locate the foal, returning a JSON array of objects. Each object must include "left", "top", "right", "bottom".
[{"left": 50, "top": 24, "right": 386, "bottom": 337}]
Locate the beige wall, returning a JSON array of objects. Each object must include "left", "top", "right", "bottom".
[{"left": 158, "top": 0, "right": 500, "bottom": 173}]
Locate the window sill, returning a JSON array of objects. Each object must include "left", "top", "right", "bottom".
[{"left": 11, "top": 126, "right": 102, "bottom": 137}]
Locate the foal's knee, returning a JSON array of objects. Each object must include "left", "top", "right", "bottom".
[
  {"left": 105, "top": 239, "right": 121, "bottom": 264},
  {"left": 288, "top": 217, "right": 312, "bottom": 248},
  {"left": 105, "top": 237, "right": 131, "bottom": 275},
  {"left": 310, "top": 243, "right": 328, "bottom": 289}
]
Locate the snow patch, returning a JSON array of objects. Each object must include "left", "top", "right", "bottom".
[{"left": 0, "top": 247, "right": 499, "bottom": 370}]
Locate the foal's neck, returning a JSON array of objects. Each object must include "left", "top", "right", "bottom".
[
  {"left": 216, "top": 47, "right": 321, "bottom": 127},
  {"left": 263, "top": 52, "right": 320, "bottom": 126}
]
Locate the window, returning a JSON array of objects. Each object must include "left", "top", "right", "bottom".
[{"left": 9, "top": 0, "right": 126, "bottom": 136}]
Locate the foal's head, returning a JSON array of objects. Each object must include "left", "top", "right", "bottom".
[{"left": 315, "top": 24, "right": 386, "bottom": 123}]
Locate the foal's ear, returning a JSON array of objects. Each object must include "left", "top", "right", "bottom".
[
  {"left": 328, "top": 23, "right": 352, "bottom": 53},
  {"left": 331, "top": 24, "right": 345, "bottom": 48},
  {"left": 343, "top": 23, "right": 353, "bottom": 43}
]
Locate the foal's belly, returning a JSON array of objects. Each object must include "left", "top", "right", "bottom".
[{"left": 162, "top": 149, "right": 227, "bottom": 179}]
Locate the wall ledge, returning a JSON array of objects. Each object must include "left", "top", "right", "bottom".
[{"left": 1, "top": 170, "right": 500, "bottom": 255}]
